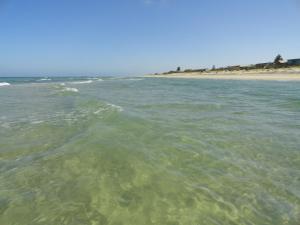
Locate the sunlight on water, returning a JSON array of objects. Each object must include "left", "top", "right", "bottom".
[{"left": 0, "top": 77, "right": 300, "bottom": 224}]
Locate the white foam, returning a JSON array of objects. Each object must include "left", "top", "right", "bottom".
[
  {"left": 71, "top": 80, "right": 93, "bottom": 84},
  {"left": 0, "top": 82, "right": 10, "bottom": 87},
  {"left": 38, "top": 78, "right": 52, "bottom": 81},
  {"left": 107, "top": 103, "right": 124, "bottom": 112},
  {"left": 94, "top": 108, "right": 106, "bottom": 114},
  {"left": 63, "top": 87, "right": 79, "bottom": 93},
  {"left": 94, "top": 103, "right": 124, "bottom": 114}
]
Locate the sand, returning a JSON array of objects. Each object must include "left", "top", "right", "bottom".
[{"left": 146, "top": 68, "right": 300, "bottom": 81}]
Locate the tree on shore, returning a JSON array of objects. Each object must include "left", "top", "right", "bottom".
[
  {"left": 177, "top": 67, "right": 181, "bottom": 72},
  {"left": 274, "top": 54, "right": 284, "bottom": 65}
]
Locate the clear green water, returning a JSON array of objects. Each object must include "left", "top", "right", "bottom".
[{"left": 0, "top": 77, "right": 300, "bottom": 225}]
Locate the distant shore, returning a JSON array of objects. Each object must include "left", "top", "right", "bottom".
[{"left": 146, "top": 67, "right": 300, "bottom": 81}]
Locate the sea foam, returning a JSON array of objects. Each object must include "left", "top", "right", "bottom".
[
  {"left": 0, "top": 82, "right": 11, "bottom": 87},
  {"left": 62, "top": 87, "right": 79, "bottom": 93},
  {"left": 71, "top": 80, "right": 93, "bottom": 84},
  {"left": 107, "top": 103, "right": 124, "bottom": 112},
  {"left": 94, "top": 103, "right": 124, "bottom": 114},
  {"left": 38, "top": 78, "right": 52, "bottom": 81}
]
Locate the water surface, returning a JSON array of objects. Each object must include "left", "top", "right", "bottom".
[{"left": 0, "top": 77, "right": 300, "bottom": 225}]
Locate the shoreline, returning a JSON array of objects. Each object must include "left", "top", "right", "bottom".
[{"left": 146, "top": 69, "right": 300, "bottom": 81}]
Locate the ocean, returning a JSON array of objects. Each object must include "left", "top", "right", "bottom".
[{"left": 0, "top": 77, "right": 299, "bottom": 225}]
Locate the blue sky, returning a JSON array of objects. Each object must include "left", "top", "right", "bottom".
[{"left": 0, "top": 0, "right": 300, "bottom": 76}]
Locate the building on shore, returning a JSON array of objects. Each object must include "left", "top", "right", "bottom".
[
  {"left": 287, "top": 59, "right": 300, "bottom": 66},
  {"left": 160, "top": 55, "right": 300, "bottom": 75}
]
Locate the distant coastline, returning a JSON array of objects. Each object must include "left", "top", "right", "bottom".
[{"left": 148, "top": 55, "right": 300, "bottom": 80}]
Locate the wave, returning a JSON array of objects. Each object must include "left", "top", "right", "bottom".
[
  {"left": 107, "top": 103, "right": 124, "bottom": 112},
  {"left": 88, "top": 77, "right": 103, "bottom": 80},
  {"left": 38, "top": 78, "right": 52, "bottom": 81},
  {"left": 52, "top": 83, "right": 79, "bottom": 93},
  {"left": 62, "top": 87, "right": 79, "bottom": 93},
  {"left": 70, "top": 80, "right": 93, "bottom": 84},
  {"left": 94, "top": 103, "right": 124, "bottom": 114},
  {"left": 0, "top": 82, "right": 11, "bottom": 87}
]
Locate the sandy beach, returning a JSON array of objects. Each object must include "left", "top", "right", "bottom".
[{"left": 147, "top": 68, "right": 300, "bottom": 81}]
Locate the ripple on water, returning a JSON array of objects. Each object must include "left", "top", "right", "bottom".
[{"left": 0, "top": 78, "right": 300, "bottom": 225}]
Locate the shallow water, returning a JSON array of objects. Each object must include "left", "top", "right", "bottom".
[{"left": 0, "top": 77, "right": 300, "bottom": 225}]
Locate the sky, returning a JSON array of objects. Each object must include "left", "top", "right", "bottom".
[{"left": 0, "top": 0, "right": 300, "bottom": 76}]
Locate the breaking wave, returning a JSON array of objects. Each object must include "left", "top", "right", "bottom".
[
  {"left": 62, "top": 87, "right": 79, "bottom": 93},
  {"left": 107, "top": 103, "right": 124, "bottom": 112},
  {"left": 94, "top": 103, "right": 124, "bottom": 114},
  {"left": 38, "top": 78, "right": 52, "bottom": 81},
  {"left": 70, "top": 80, "right": 93, "bottom": 84},
  {"left": 0, "top": 82, "right": 11, "bottom": 87}
]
